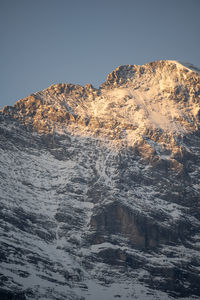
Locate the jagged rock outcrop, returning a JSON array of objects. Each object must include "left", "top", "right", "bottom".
[{"left": 0, "top": 60, "right": 200, "bottom": 299}]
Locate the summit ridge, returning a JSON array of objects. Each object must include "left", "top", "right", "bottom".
[{"left": 2, "top": 60, "right": 200, "bottom": 140}]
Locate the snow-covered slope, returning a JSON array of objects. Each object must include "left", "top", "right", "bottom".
[{"left": 0, "top": 60, "right": 200, "bottom": 299}]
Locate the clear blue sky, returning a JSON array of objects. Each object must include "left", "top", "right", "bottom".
[{"left": 0, "top": 0, "right": 200, "bottom": 108}]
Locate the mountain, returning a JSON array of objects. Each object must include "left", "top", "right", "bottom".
[{"left": 0, "top": 60, "right": 200, "bottom": 300}]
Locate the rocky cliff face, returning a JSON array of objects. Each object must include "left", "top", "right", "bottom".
[{"left": 0, "top": 60, "right": 200, "bottom": 299}]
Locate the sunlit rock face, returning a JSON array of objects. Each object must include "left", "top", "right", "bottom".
[{"left": 0, "top": 60, "right": 200, "bottom": 299}]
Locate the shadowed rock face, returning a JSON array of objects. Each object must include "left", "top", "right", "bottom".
[
  {"left": 0, "top": 290, "right": 27, "bottom": 300},
  {"left": 0, "top": 60, "right": 200, "bottom": 299},
  {"left": 90, "top": 202, "right": 183, "bottom": 249}
]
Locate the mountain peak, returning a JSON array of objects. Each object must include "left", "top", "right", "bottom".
[
  {"left": 102, "top": 60, "right": 200, "bottom": 89},
  {"left": 1, "top": 60, "right": 200, "bottom": 148},
  {"left": 1, "top": 60, "right": 200, "bottom": 299}
]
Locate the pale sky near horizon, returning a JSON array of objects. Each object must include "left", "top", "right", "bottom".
[{"left": 0, "top": 0, "right": 200, "bottom": 108}]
